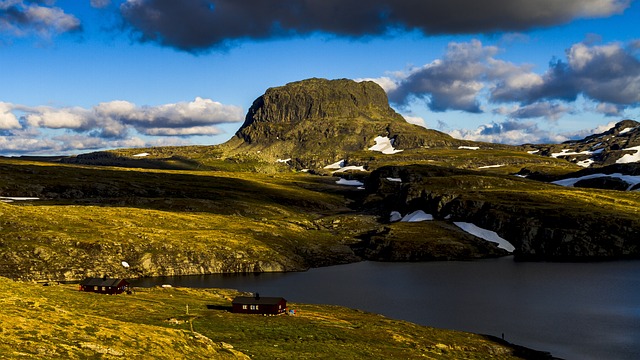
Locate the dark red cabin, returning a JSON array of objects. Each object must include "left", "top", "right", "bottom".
[
  {"left": 231, "top": 294, "right": 287, "bottom": 315},
  {"left": 79, "top": 277, "right": 129, "bottom": 295}
]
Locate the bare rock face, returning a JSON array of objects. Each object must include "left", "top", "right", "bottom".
[
  {"left": 526, "top": 119, "right": 640, "bottom": 168},
  {"left": 225, "top": 78, "right": 457, "bottom": 168},
  {"left": 363, "top": 164, "right": 640, "bottom": 261}
]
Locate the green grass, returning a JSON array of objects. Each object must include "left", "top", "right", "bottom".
[{"left": 0, "top": 277, "right": 539, "bottom": 359}]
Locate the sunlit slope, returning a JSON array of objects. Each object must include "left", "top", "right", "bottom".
[
  {"left": 0, "top": 277, "right": 548, "bottom": 359},
  {"left": 0, "top": 159, "right": 369, "bottom": 280}
]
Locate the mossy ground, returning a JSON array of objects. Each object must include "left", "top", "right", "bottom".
[{"left": 0, "top": 277, "right": 535, "bottom": 359}]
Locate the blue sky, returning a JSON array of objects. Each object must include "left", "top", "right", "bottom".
[{"left": 1, "top": 0, "right": 639, "bottom": 155}]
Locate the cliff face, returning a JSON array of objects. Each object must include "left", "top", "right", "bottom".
[
  {"left": 225, "top": 78, "right": 458, "bottom": 168},
  {"left": 363, "top": 165, "right": 640, "bottom": 261}
]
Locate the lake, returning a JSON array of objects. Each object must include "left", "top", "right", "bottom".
[{"left": 130, "top": 257, "right": 640, "bottom": 360}]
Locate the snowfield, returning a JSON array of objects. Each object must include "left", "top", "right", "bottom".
[
  {"left": 618, "top": 127, "right": 636, "bottom": 135},
  {"left": 478, "top": 164, "right": 505, "bottom": 169},
  {"left": 458, "top": 146, "right": 480, "bottom": 150},
  {"left": 368, "top": 136, "right": 403, "bottom": 154},
  {"left": 333, "top": 166, "right": 366, "bottom": 173},
  {"left": 324, "top": 160, "right": 345, "bottom": 169},
  {"left": 552, "top": 173, "right": 640, "bottom": 190},
  {"left": 389, "top": 211, "right": 402, "bottom": 222},
  {"left": 335, "top": 178, "right": 364, "bottom": 186},
  {"left": 133, "top": 153, "right": 150, "bottom": 157},
  {"left": 576, "top": 159, "right": 595, "bottom": 168},
  {"left": 0, "top": 196, "right": 40, "bottom": 203},
  {"left": 454, "top": 222, "right": 515, "bottom": 252},
  {"left": 616, "top": 146, "right": 640, "bottom": 164},
  {"left": 550, "top": 149, "right": 592, "bottom": 158},
  {"left": 400, "top": 210, "right": 434, "bottom": 222}
]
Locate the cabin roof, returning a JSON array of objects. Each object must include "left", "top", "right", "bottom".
[
  {"left": 231, "top": 296, "right": 286, "bottom": 306},
  {"left": 79, "top": 278, "right": 128, "bottom": 287}
]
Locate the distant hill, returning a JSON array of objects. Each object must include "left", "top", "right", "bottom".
[{"left": 525, "top": 119, "right": 640, "bottom": 168}]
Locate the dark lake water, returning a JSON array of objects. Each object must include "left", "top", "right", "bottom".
[{"left": 131, "top": 257, "right": 640, "bottom": 360}]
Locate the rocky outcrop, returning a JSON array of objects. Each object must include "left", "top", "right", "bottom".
[
  {"left": 352, "top": 222, "right": 509, "bottom": 261},
  {"left": 363, "top": 164, "right": 640, "bottom": 261},
  {"left": 223, "top": 78, "right": 460, "bottom": 169},
  {"left": 525, "top": 119, "right": 640, "bottom": 168}
]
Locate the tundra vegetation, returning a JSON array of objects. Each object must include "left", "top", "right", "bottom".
[{"left": 1, "top": 78, "right": 638, "bottom": 358}]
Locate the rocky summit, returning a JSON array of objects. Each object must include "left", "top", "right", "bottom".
[
  {"left": 223, "top": 78, "right": 459, "bottom": 169},
  {"left": 526, "top": 119, "right": 640, "bottom": 168}
]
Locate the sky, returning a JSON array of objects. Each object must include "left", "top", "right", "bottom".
[{"left": 1, "top": 0, "right": 639, "bottom": 156}]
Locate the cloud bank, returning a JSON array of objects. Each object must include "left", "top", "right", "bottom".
[
  {"left": 0, "top": 0, "right": 81, "bottom": 40},
  {"left": 119, "top": 0, "right": 630, "bottom": 52},
  {"left": 0, "top": 98, "right": 243, "bottom": 155},
  {"left": 365, "top": 38, "right": 640, "bottom": 144}
]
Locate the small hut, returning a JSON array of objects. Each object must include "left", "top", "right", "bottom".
[
  {"left": 231, "top": 293, "right": 287, "bottom": 315},
  {"left": 79, "top": 277, "right": 129, "bottom": 295}
]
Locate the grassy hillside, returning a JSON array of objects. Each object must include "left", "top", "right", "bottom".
[
  {"left": 0, "top": 158, "right": 376, "bottom": 280},
  {"left": 0, "top": 277, "right": 548, "bottom": 359}
]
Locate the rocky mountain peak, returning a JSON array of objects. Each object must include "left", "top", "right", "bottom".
[
  {"left": 235, "top": 78, "right": 405, "bottom": 144},
  {"left": 224, "top": 78, "right": 458, "bottom": 168}
]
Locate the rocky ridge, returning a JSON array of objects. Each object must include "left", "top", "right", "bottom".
[
  {"left": 526, "top": 119, "right": 640, "bottom": 168},
  {"left": 362, "top": 165, "right": 640, "bottom": 260},
  {"left": 222, "top": 78, "right": 466, "bottom": 169}
]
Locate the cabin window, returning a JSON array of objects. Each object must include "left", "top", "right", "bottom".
[
  {"left": 94, "top": 286, "right": 98, "bottom": 291},
  {"left": 242, "top": 305, "right": 247, "bottom": 310},
  {"left": 250, "top": 305, "right": 259, "bottom": 310},
  {"left": 102, "top": 287, "right": 106, "bottom": 291}
]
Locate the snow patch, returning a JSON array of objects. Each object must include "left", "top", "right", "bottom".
[
  {"left": 478, "top": 164, "right": 505, "bottom": 169},
  {"left": 368, "top": 136, "right": 403, "bottom": 154},
  {"left": 386, "top": 177, "right": 402, "bottom": 182},
  {"left": 133, "top": 153, "right": 150, "bottom": 157},
  {"left": 335, "top": 178, "right": 364, "bottom": 186},
  {"left": 0, "top": 196, "right": 40, "bottom": 203},
  {"left": 552, "top": 173, "right": 640, "bottom": 190},
  {"left": 389, "top": 211, "right": 402, "bottom": 222},
  {"left": 576, "top": 159, "right": 595, "bottom": 168},
  {"left": 550, "top": 149, "right": 592, "bottom": 158},
  {"left": 277, "top": 158, "right": 291, "bottom": 163},
  {"left": 401, "top": 210, "right": 434, "bottom": 222},
  {"left": 324, "top": 160, "right": 345, "bottom": 169},
  {"left": 616, "top": 146, "right": 640, "bottom": 164},
  {"left": 618, "top": 127, "right": 636, "bottom": 135},
  {"left": 333, "top": 166, "right": 366, "bottom": 173},
  {"left": 454, "top": 222, "right": 515, "bottom": 252},
  {"left": 527, "top": 150, "right": 539, "bottom": 154},
  {"left": 458, "top": 146, "right": 480, "bottom": 150},
  {"left": 121, "top": 261, "right": 130, "bottom": 268}
]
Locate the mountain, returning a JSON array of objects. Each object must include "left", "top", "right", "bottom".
[
  {"left": 221, "top": 78, "right": 467, "bottom": 169},
  {"left": 525, "top": 119, "right": 640, "bottom": 168}
]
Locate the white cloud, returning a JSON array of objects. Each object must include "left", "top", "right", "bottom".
[
  {"left": 9, "top": 97, "right": 243, "bottom": 138},
  {"left": 449, "top": 120, "right": 570, "bottom": 145},
  {"left": 402, "top": 115, "right": 426, "bottom": 127},
  {"left": 356, "top": 77, "right": 399, "bottom": 93},
  {"left": 0, "top": 1, "right": 81, "bottom": 40},
  {"left": 0, "top": 98, "right": 244, "bottom": 155},
  {"left": 595, "top": 102, "right": 625, "bottom": 116},
  {"left": 0, "top": 102, "right": 21, "bottom": 129}
]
